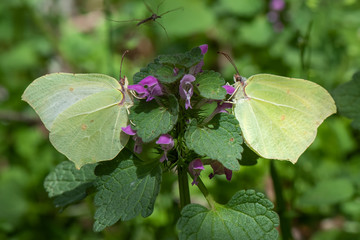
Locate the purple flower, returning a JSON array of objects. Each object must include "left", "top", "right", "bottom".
[
  {"left": 199, "top": 44, "right": 208, "bottom": 55},
  {"left": 173, "top": 67, "right": 180, "bottom": 76},
  {"left": 121, "top": 125, "right": 143, "bottom": 154},
  {"left": 133, "top": 136, "right": 143, "bottom": 154},
  {"left": 121, "top": 125, "right": 136, "bottom": 135},
  {"left": 214, "top": 102, "right": 233, "bottom": 114},
  {"left": 128, "top": 76, "right": 163, "bottom": 102},
  {"left": 222, "top": 85, "right": 235, "bottom": 95},
  {"left": 179, "top": 74, "right": 196, "bottom": 109},
  {"left": 188, "top": 159, "right": 205, "bottom": 186},
  {"left": 209, "top": 161, "right": 232, "bottom": 181},
  {"left": 270, "top": 0, "right": 285, "bottom": 11},
  {"left": 190, "top": 44, "right": 208, "bottom": 75},
  {"left": 156, "top": 134, "right": 174, "bottom": 162}
]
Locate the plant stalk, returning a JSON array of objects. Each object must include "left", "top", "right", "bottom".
[
  {"left": 270, "top": 161, "right": 293, "bottom": 240},
  {"left": 178, "top": 165, "right": 190, "bottom": 210}
]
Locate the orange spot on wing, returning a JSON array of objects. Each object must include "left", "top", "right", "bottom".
[{"left": 81, "top": 124, "right": 87, "bottom": 130}]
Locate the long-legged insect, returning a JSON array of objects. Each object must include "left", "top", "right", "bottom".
[{"left": 110, "top": 0, "right": 183, "bottom": 37}]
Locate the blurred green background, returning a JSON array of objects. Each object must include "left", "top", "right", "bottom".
[{"left": 1, "top": 0, "right": 360, "bottom": 239}]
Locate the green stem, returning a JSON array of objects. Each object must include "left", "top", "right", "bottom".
[
  {"left": 270, "top": 161, "right": 293, "bottom": 240},
  {"left": 178, "top": 165, "right": 190, "bottom": 210},
  {"left": 196, "top": 177, "right": 215, "bottom": 209}
]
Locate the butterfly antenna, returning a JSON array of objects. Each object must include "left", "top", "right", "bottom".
[
  {"left": 119, "top": 50, "right": 130, "bottom": 83},
  {"left": 159, "top": 6, "right": 184, "bottom": 17},
  {"left": 217, "top": 51, "right": 241, "bottom": 76}
]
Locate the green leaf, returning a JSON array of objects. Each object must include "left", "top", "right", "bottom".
[
  {"left": 93, "top": 150, "right": 162, "bottom": 232},
  {"left": 177, "top": 189, "right": 279, "bottom": 240},
  {"left": 333, "top": 71, "right": 360, "bottom": 130},
  {"left": 194, "top": 71, "right": 227, "bottom": 100},
  {"left": 297, "top": 178, "right": 354, "bottom": 207},
  {"left": 43, "top": 161, "right": 97, "bottom": 207},
  {"left": 133, "top": 61, "right": 185, "bottom": 84},
  {"left": 185, "top": 113, "right": 242, "bottom": 171},
  {"left": 157, "top": 47, "right": 203, "bottom": 68},
  {"left": 129, "top": 94, "right": 179, "bottom": 142}
]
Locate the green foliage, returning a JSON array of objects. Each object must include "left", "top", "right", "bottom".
[
  {"left": 177, "top": 190, "right": 279, "bottom": 240},
  {"left": 133, "top": 61, "right": 185, "bottom": 84},
  {"left": 129, "top": 94, "right": 179, "bottom": 142},
  {"left": 297, "top": 178, "right": 354, "bottom": 207},
  {"left": 194, "top": 71, "right": 227, "bottom": 100},
  {"left": 157, "top": 46, "right": 203, "bottom": 68},
  {"left": 44, "top": 161, "right": 97, "bottom": 207},
  {"left": 185, "top": 113, "right": 243, "bottom": 171},
  {"left": 333, "top": 71, "right": 360, "bottom": 130},
  {"left": 93, "top": 150, "right": 161, "bottom": 232},
  {"left": 2, "top": 0, "right": 360, "bottom": 239}
]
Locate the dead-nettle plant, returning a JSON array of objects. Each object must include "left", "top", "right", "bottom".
[{"left": 22, "top": 45, "right": 336, "bottom": 239}]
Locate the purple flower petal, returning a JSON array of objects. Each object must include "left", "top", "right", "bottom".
[
  {"left": 146, "top": 84, "right": 163, "bottom": 102},
  {"left": 267, "top": 11, "right": 279, "bottom": 23},
  {"left": 122, "top": 125, "right": 136, "bottom": 136},
  {"left": 156, "top": 134, "right": 174, "bottom": 162},
  {"left": 270, "top": 0, "right": 285, "bottom": 11},
  {"left": 199, "top": 44, "right": 208, "bottom": 55},
  {"left": 127, "top": 84, "right": 149, "bottom": 99},
  {"left": 189, "top": 159, "right": 204, "bottom": 186},
  {"left": 159, "top": 153, "right": 168, "bottom": 162},
  {"left": 214, "top": 102, "right": 233, "bottom": 114},
  {"left": 209, "top": 161, "right": 233, "bottom": 182},
  {"left": 133, "top": 136, "right": 143, "bottom": 154},
  {"left": 222, "top": 85, "right": 235, "bottom": 95},
  {"left": 190, "top": 60, "right": 204, "bottom": 75},
  {"left": 139, "top": 75, "right": 158, "bottom": 86},
  {"left": 179, "top": 74, "right": 196, "bottom": 110},
  {"left": 224, "top": 168, "right": 232, "bottom": 181},
  {"left": 129, "top": 76, "right": 163, "bottom": 101},
  {"left": 156, "top": 134, "right": 173, "bottom": 145}
]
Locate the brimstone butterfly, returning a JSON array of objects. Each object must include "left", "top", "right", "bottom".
[
  {"left": 22, "top": 73, "right": 133, "bottom": 169},
  {"left": 221, "top": 52, "right": 337, "bottom": 163}
]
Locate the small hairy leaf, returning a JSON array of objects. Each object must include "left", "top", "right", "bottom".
[
  {"left": 177, "top": 189, "right": 279, "bottom": 240},
  {"left": 44, "top": 161, "right": 97, "bottom": 207},
  {"left": 194, "top": 70, "right": 227, "bottom": 100},
  {"left": 157, "top": 47, "right": 203, "bottom": 68},
  {"left": 185, "top": 113, "right": 243, "bottom": 171},
  {"left": 133, "top": 61, "right": 185, "bottom": 84},
  {"left": 129, "top": 94, "right": 179, "bottom": 142},
  {"left": 333, "top": 71, "right": 360, "bottom": 130},
  {"left": 93, "top": 150, "right": 162, "bottom": 232}
]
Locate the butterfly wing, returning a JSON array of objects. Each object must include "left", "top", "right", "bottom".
[
  {"left": 22, "top": 73, "right": 130, "bottom": 168},
  {"left": 49, "top": 89, "right": 129, "bottom": 169},
  {"left": 234, "top": 74, "right": 336, "bottom": 163}
]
